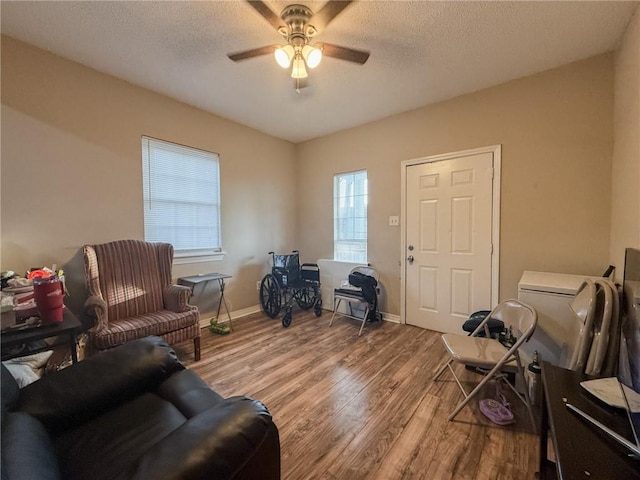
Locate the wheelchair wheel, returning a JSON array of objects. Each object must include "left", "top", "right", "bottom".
[
  {"left": 296, "top": 286, "right": 315, "bottom": 310},
  {"left": 282, "top": 309, "right": 292, "bottom": 328},
  {"left": 314, "top": 298, "right": 323, "bottom": 317},
  {"left": 260, "top": 274, "right": 281, "bottom": 319}
]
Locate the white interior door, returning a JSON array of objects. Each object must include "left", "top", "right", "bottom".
[{"left": 404, "top": 149, "right": 497, "bottom": 333}]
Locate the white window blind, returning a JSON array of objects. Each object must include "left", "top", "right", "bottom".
[
  {"left": 334, "top": 170, "right": 368, "bottom": 263},
  {"left": 142, "top": 136, "right": 221, "bottom": 258}
]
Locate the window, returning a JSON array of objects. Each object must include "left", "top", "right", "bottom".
[
  {"left": 334, "top": 170, "right": 367, "bottom": 263},
  {"left": 142, "top": 136, "right": 221, "bottom": 262}
]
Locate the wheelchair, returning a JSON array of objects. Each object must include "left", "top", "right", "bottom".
[{"left": 259, "top": 251, "right": 322, "bottom": 327}]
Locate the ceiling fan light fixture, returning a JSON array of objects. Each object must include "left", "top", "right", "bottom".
[
  {"left": 291, "top": 56, "right": 308, "bottom": 79},
  {"left": 274, "top": 45, "right": 295, "bottom": 68},
  {"left": 302, "top": 44, "right": 322, "bottom": 68},
  {"left": 229, "top": 1, "right": 370, "bottom": 89}
]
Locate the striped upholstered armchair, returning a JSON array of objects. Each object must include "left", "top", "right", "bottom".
[{"left": 83, "top": 240, "right": 201, "bottom": 360}]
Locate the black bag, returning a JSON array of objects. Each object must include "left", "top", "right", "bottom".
[
  {"left": 462, "top": 310, "right": 504, "bottom": 338},
  {"left": 347, "top": 272, "right": 379, "bottom": 321},
  {"left": 348, "top": 271, "right": 377, "bottom": 288}
]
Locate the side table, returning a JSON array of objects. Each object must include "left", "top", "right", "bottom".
[
  {"left": 1, "top": 310, "right": 82, "bottom": 364},
  {"left": 178, "top": 273, "right": 232, "bottom": 329}
]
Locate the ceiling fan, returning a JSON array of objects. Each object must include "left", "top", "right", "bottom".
[{"left": 227, "top": 1, "right": 370, "bottom": 90}]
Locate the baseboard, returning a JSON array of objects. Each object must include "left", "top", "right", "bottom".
[
  {"left": 322, "top": 306, "right": 400, "bottom": 324},
  {"left": 198, "top": 304, "right": 261, "bottom": 329},
  {"left": 382, "top": 312, "right": 400, "bottom": 323},
  {"left": 199, "top": 305, "right": 400, "bottom": 328}
]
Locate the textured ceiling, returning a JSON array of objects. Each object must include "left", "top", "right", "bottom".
[{"left": 1, "top": 1, "right": 638, "bottom": 143}]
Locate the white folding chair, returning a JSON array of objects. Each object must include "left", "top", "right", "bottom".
[
  {"left": 329, "top": 266, "right": 379, "bottom": 336},
  {"left": 432, "top": 299, "right": 538, "bottom": 430},
  {"left": 568, "top": 279, "right": 597, "bottom": 372},
  {"left": 600, "top": 278, "right": 621, "bottom": 377},
  {"left": 585, "top": 279, "right": 614, "bottom": 376}
]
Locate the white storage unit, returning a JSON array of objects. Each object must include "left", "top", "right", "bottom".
[{"left": 518, "top": 271, "right": 598, "bottom": 368}]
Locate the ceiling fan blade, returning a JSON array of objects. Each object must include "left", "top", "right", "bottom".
[
  {"left": 246, "top": 0, "right": 283, "bottom": 31},
  {"left": 310, "top": 1, "right": 353, "bottom": 32},
  {"left": 318, "top": 43, "right": 370, "bottom": 65},
  {"left": 227, "top": 45, "right": 276, "bottom": 62}
]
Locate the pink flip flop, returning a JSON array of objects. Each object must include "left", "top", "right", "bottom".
[{"left": 479, "top": 383, "right": 515, "bottom": 425}]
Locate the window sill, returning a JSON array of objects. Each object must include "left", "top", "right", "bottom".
[
  {"left": 331, "top": 260, "right": 370, "bottom": 266},
  {"left": 173, "top": 251, "right": 226, "bottom": 265}
]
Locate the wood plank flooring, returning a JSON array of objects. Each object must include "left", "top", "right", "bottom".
[{"left": 174, "top": 310, "right": 539, "bottom": 480}]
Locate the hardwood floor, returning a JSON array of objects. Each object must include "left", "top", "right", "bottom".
[{"left": 175, "top": 310, "right": 539, "bottom": 480}]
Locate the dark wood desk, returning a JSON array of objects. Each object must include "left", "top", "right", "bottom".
[
  {"left": 1, "top": 310, "right": 82, "bottom": 363},
  {"left": 539, "top": 362, "right": 640, "bottom": 479}
]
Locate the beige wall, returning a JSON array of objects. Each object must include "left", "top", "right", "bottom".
[
  {"left": 610, "top": 6, "right": 640, "bottom": 277},
  {"left": 1, "top": 36, "right": 297, "bottom": 318},
  {"left": 297, "top": 54, "right": 615, "bottom": 316},
  {"left": 3, "top": 27, "right": 635, "bottom": 323}
]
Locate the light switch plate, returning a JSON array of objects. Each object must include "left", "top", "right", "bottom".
[{"left": 389, "top": 216, "right": 400, "bottom": 226}]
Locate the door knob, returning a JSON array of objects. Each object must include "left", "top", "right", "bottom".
[{"left": 407, "top": 255, "right": 414, "bottom": 264}]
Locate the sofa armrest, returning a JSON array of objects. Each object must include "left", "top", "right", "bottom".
[
  {"left": 1, "top": 412, "right": 61, "bottom": 480},
  {"left": 17, "top": 336, "right": 184, "bottom": 433},
  {"left": 163, "top": 284, "right": 194, "bottom": 313},
  {"left": 130, "top": 397, "right": 280, "bottom": 480},
  {"left": 157, "top": 369, "right": 224, "bottom": 417},
  {"left": 83, "top": 294, "right": 108, "bottom": 332}
]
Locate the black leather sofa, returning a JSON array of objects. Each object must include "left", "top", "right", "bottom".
[{"left": 1, "top": 336, "right": 280, "bottom": 480}]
